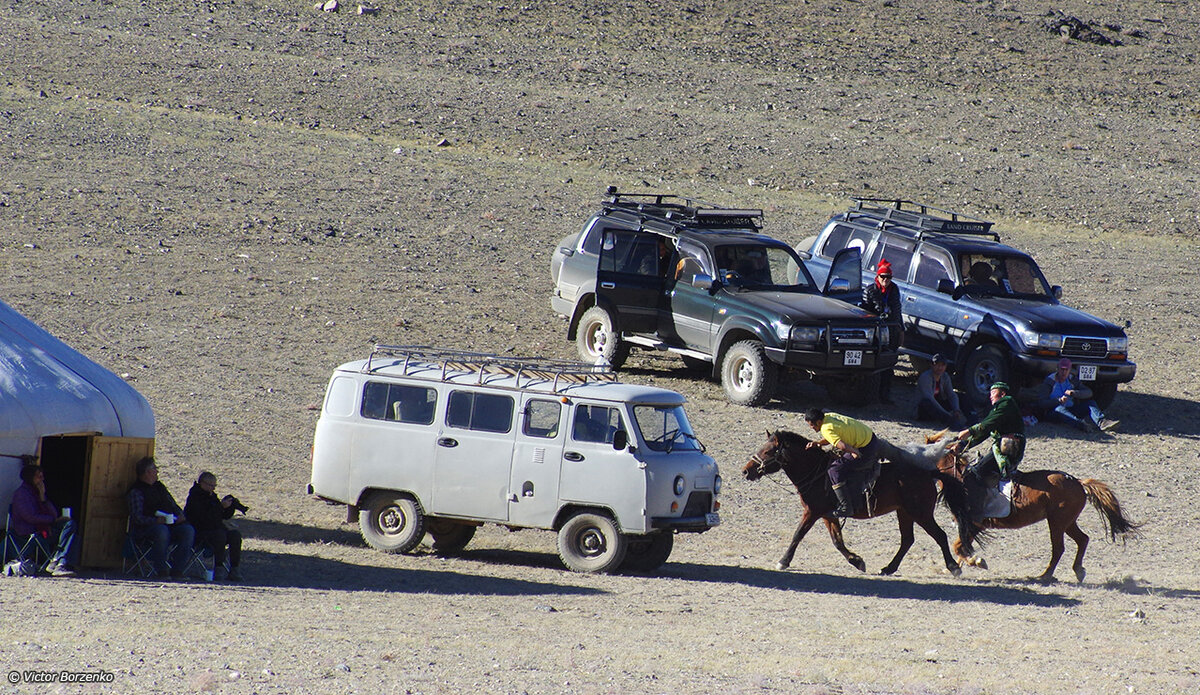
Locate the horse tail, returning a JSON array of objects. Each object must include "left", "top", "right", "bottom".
[
  {"left": 932, "top": 469, "right": 982, "bottom": 552},
  {"left": 1080, "top": 478, "right": 1141, "bottom": 542}
]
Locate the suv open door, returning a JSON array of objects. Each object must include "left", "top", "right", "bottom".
[
  {"left": 823, "top": 247, "right": 863, "bottom": 302},
  {"left": 596, "top": 229, "right": 668, "bottom": 335}
]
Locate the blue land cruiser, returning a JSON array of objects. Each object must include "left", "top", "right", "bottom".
[
  {"left": 550, "top": 189, "right": 899, "bottom": 407},
  {"left": 800, "top": 198, "right": 1135, "bottom": 409}
]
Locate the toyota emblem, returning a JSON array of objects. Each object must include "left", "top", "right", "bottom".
[{"left": 1081, "top": 342, "right": 1092, "bottom": 352}]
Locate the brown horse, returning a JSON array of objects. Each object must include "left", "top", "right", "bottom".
[
  {"left": 932, "top": 433, "right": 1140, "bottom": 583},
  {"left": 742, "top": 430, "right": 969, "bottom": 576}
]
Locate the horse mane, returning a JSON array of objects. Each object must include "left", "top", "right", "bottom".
[{"left": 772, "top": 429, "right": 812, "bottom": 449}]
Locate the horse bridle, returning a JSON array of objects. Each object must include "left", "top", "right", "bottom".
[{"left": 750, "top": 438, "right": 827, "bottom": 496}]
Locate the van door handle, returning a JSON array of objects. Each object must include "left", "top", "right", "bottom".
[
  {"left": 437, "top": 437, "right": 458, "bottom": 448},
  {"left": 564, "top": 451, "right": 584, "bottom": 462},
  {"left": 600, "top": 282, "right": 615, "bottom": 289}
]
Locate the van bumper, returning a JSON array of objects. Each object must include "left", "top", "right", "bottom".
[{"left": 650, "top": 513, "right": 719, "bottom": 532}]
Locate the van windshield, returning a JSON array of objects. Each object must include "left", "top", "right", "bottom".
[{"left": 633, "top": 405, "right": 704, "bottom": 452}]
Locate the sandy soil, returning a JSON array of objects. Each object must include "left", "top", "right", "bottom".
[{"left": 2, "top": 0, "right": 1199, "bottom": 693}]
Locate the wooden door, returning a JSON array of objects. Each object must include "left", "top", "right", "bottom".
[{"left": 80, "top": 437, "right": 155, "bottom": 568}]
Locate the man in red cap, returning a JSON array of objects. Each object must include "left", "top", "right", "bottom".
[{"left": 860, "top": 258, "right": 903, "bottom": 404}]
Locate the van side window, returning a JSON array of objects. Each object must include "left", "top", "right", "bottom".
[
  {"left": 523, "top": 399, "right": 562, "bottom": 439},
  {"left": 361, "top": 382, "right": 437, "bottom": 425},
  {"left": 447, "top": 391, "right": 514, "bottom": 434},
  {"left": 572, "top": 404, "right": 624, "bottom": 444}
]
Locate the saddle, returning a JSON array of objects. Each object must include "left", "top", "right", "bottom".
[
  {"left": 973, "top": 474, "right": 1015, "bottom": 520},
  {"left": 841, "top": 458, "right": 883, "bottom": 516}
]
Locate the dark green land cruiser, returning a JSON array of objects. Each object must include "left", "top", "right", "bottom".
[{"left": 550, "top": 189, "right": 899, "bottom": 406}]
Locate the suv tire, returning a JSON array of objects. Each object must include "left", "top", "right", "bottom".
[
  {"left": 720, "top": 340, "right": 778, "bottom": 407},
  {"left": 962, "top": 344, "right": 1009, "bottom": 409},
  {"left": 576, "top": 305, "right": 630, "bottom": 369}
]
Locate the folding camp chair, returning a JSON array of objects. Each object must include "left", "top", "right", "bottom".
[
  {"left": 3, "top": 507, "right": 54, "bottom": 572},
  {"left": 122, "top": 520, "right": 156, "bottom": 577}
]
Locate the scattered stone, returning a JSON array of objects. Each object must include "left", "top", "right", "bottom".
[
  {"left": 1042, "top": 10, "right": 1123, "bottom": 46},
  {"left": 435, "top": 138, "right": 451, "bottom": 147},
  {"left": 322, "top": 0, "right": 338, "bottom": 12},
  {"left": 358, "top": 4, "right": 380, "bottom": 15}
]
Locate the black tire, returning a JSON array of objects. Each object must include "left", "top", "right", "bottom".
[
  {"left": 1090, "top": 382, "right": 1118, "bottom": 410},
  {"left": 576, "top": 305, "right": 630, "bottom": 369},
  {"left": 720, "top": 340, "right": 778, "bottom": 407},
  {"left": 680, "top": 355, "right": 711, "bottom": 374},
  {"left": 557, "top": 511, "right": 627, "bottom": 574},
  {"left": 825, "top": 372, "right": 881, "bottom": 406},
  {"left": 962, "top": 344, "right": 1009, "bottom": 409},
  {"left": 360, "top": 492, "right": 426, "bottom": 553},
  {"left": 620, "top": 532, "right": 674, "bottom": 572},
  {"left": 426, "top": 518, "right": 477, "bottom": 554}
]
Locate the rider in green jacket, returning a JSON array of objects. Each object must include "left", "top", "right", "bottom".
[{"left": 955, "top": 381, "right": 1025, "bottom": 482}]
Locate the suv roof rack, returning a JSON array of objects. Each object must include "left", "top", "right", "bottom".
[
  {"left": 602, "top": 186, "right": 763, "bottom": 232},
  {"left": 365, "top": 344, "right": 617, "bottom": 392},
  {"left": 848, "top": 197, "right": 999, "bottom": 240}
]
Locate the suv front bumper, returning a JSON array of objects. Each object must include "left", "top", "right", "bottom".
[
  {"left": 766, "top": 346, "right": 900, "bottom": 372},
  {"left": 1016, "top": 354, "right": 1137, "bottom": 384}
]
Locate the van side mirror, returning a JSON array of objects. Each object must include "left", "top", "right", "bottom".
[{"left": 612, "top": 430, "right": 628, "bottom": 450}]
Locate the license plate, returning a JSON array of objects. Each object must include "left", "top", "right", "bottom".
[
  {"left": 1078, "top": 364, "right": 1098, "bottom": 381},
  {"left": 843, "top": 350, "right": 863, "bottom": 366},
  {"left": 705, "top": 512, "right": 721, "bottom": 526}
]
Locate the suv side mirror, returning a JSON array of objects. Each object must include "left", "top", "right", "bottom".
[
  {"left": 612, "top": 430, "right": 628, "bottom": 450},
  {"left": 1052, "top": 285, "right": 1062, "bottom": 300},
  {"left": 936, "top": 278, "right": 956, "bottom": 296},
  {"left": 691, "top": 273, "right": 714, "bottom": 290},
  {"left": 828, "top": 277, "right": 850, "bottom": 293}
]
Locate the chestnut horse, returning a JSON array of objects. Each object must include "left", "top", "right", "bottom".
[
  {"left": 932, "top": 433, "right": 1139, "bottom": 583},
  {"left": 742, "top": 430, "right": 969, "bottom": 576}
]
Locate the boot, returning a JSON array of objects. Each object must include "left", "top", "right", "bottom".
[{"left": 832, "top": 484, "right": 855, "bottom": 517}]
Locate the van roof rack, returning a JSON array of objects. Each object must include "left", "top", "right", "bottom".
[
  {"left": 366, "top": 344, "right": 617, "bottom": 392},
  {"left": 602, "top": 186, "right": 763, "bottom": 232},
  {"left": 848, "top": 197, "right": 999, "bottom": 241}
]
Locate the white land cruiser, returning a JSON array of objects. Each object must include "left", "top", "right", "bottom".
[{"left": 308, "top": 345, "right": 722, "bottom": 573}]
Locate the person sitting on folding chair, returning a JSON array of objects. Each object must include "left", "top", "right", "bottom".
[
  {"left": 10, "top": 465, "right": 77, "bottom": 576},
  {"left": 127, "top": 457, "right": 195, "bottom": 579},
  {"left": 184, "top": 471, "right": 245, "bottom": 582}
]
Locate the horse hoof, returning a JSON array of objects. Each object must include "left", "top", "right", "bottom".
[
  {"left": 1074, "top": 567, "right": 1086, "bottom": 583},
  {"left": 949, "top": 566, "right": 962, "bottom": 577},
  {"left": 775, "top": 562, "right": 789, "bottom": 571},
  {"left": 880, "top": 567, "right": 896, "bottom": 576},
  {"left": 1034, "top": 574, "right": 1057, "bottom": 585},
  {"left": 974, "top": 557, "right": 988, "bottom": 570}
]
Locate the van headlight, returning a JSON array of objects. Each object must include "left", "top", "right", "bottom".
[
  {"left": 1018, "top": 327, "right": 1063, "bottom": 349},
  {"left": 673, "top": 475, "right": 686, "bottom": 496},
  {"left": 714, "top": 475, "right": 723, "bottom": 495}
]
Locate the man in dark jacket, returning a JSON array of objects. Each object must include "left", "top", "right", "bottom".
[
  {"left": 955, "top": 381, "right": 1025, "bottom": 482},
  {"left": 127, "top": 456, "right": 195, "bottom": 579},
  {"left": 184, "top": 471, "right": 244, "bottom": 581},
  {"left": 860, "top": 259, "right": 903, "bottom": 404}
]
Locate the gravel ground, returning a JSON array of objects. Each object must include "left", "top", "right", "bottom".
[{"left": 1, "top": 0, "right": 1199, "bottom": 693}]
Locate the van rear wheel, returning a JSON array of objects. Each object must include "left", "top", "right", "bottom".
[
  {"left": 620, "top": 532, "right": 674, "bottom": 572},
  {"left": 360, "top": 492, "right": 426, "bottom": 554},
  {"left": 426, "top": 518, "right": 477, "bottom": 554},
  {"left": 557, "top": 511, "right": 627, "bottom": 574}
]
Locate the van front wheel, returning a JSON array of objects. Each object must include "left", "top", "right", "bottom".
[
  {"left": 360, "top": 492, "right": 426, "bottom": 554},
  {"left": 557, "top": 511, "right": 627, "bottom": 574}
]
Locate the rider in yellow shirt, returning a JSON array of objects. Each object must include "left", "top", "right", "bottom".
[{"left": 803, "top": 408, "right": 880, "bottom": 517}]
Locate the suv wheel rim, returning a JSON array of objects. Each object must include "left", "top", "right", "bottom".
[
  {"left": 731, "top": 356, "right": 755, "bottom": 392},
  {"left": 586, "top": 323, "right": 608, "bottom": 356}
]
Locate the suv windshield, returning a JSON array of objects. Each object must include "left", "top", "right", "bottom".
[
  {"left": 714, "top": 244, "right": 815, "bottom": 290},
  {"left": 959, "top": 253, "right": 1053, "bottom": 298},
  {"left": 633, "top": 404, "right": 704, "bottom": 452}
]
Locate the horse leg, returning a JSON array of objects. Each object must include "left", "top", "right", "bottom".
[
  {"left": 825, "top": 517, "right": 865, "bottom": 572},
  {"left": 1065, "top": 520, "right": 1090, "bottom": 583},
  {"left": 880, "top": 511, "right": 916, "bottom": 576},
  {"left": 1036, "top": 519, "right": 1068, "bottom": 583},
  {"left": 952, "top": 536, "right": 988, "bottom": 570},
  {"left": 777, "top": 510, "right": 821, "bottom": 571},
  {"left": 912, "top": 510, "right": 963, "bottom": 577}
]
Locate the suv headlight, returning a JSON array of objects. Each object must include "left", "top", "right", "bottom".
[
  {"left": 1108, "top": 336, "right": 1129, "bottom": 353},
  {"left": 789, "top": 326, "right": 821, "bottom": 348},
  {"left": 1018, "top": 327, "right": 1063, "bottom": 350}
]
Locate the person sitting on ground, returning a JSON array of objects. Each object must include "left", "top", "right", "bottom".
[
  {"left": 127, "top": 456, "right": 195, "bottom": 579},
  {"left": 915, "top": 353, "right": 967, "bottom": 427},
  {"left": 184, "top": 471, "right": 245, "bottom": 581},
  {"left": 9, "top": 465, "right": 77, "bottom": 576},
  {"left": 802, "top": 408, "right": 882, "bottom": 517},
  {"left": 1036, "top": 357, "right": 1119, "bottom": 433}
]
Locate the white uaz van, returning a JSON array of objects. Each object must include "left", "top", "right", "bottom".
[{"left": 308, "top": 346, "right": 722, "bottom": 573}]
